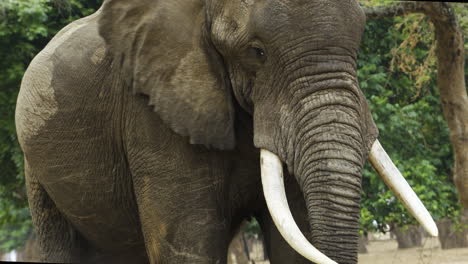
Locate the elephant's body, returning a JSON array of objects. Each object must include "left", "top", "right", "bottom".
[
  {"left": 16, "top": 11, "right": 311, "bottom": 264},
  {"left": 17, "top": 0, "right": 381, "bottom": 263}
]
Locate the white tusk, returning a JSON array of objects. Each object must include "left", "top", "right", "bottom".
[
  {"left": 368, "top": 140, "right": 439, "bottom": 237},
  {"left": 260, "top": 149, "right": 337, "bottom": 264}
]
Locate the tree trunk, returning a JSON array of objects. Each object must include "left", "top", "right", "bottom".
[
  {"left": 228, "top": 227, "right": 268, "bottom": 264},
  {"left": 364, "top": 2, "right": 468, "bottom": 209},
  {"left": 431, "top": 9, "right": 468, "bottom": 210},
  {"left": 358, "top": 233, "right": 368, "bottom": 254},
  {"left": 228, "top": 230, "right": 251, "bottom": 264},
  {"left": 16, "top": 233, "right": 40, "bottom": 262},
  {"left": 392, "top": 225, "right": 422, "bottom": 249},
  {"left": 436, "top": 218, "right": 468, "bottom": 249}
]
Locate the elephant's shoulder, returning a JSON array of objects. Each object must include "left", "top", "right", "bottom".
[
  {"left": 19, "top": 10, "right": 109, "bottom": 99},
  {"left": 44, "top": 11, "right": 109, "bottom": 79},
  {"left": 16, "top": 11, "right": 113, "bottom": 149}
]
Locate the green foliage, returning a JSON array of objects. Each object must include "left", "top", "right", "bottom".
[
  {"left": 0, "top": 0, "right": 102, "bottom": 252},
  {"left": 360, "top": 0, "right": 396, "bottom": 7},
  {"left": 242, "top": 217, "right": 262, "bottom": 235},
  {"left": 358, "top": 12, "right": 462, "bottom": 233},
  {"left": 0, "top": 202, "right": 32, "bottom": 253}
]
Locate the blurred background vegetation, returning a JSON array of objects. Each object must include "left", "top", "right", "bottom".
[
  {"left": 0, "top": 0, "right": 466, "bottom": 255},
  {"left": 358, "top": 0, "right": 468, "bottom": 238}
]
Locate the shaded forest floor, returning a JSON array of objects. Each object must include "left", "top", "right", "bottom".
[{"left": 359, "top": 237, "right": 468, "bottom": 264}]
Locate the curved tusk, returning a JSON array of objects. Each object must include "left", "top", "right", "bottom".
[
  {"left": 260, "top": 149, "right": 337, "bottom": 264},
  {"left": 369, "top": 140, "right": 439, "bottom": 237}
]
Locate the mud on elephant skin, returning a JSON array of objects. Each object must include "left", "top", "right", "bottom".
[{"left": 15, "top": 0, "right": 437, "bottom": 263}]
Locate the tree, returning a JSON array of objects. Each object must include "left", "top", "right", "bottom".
[
  {"left": 359, "top": 0, "right": 467, "bottom": 249},
  {"left": 364, "top": 0, "right": 468, "bottom": 212}
]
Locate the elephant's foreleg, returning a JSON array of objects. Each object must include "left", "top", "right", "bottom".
[
  {"left": 127, "top": 150, "right": 230, "bottom": 264},
  {"left": 25, "top": 159, "right": 83, "bottom": 263},
  {"left": 131, "top": 173, "right": 230, "bottom": 264}
]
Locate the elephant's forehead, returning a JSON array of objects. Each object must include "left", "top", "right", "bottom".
[{"left": 252, "top": 0, "right": 365, "bottom": 38}]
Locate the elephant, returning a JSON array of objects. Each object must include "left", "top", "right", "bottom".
[{"left": 15, "top": 0, "right": 437, "bottom": 263}]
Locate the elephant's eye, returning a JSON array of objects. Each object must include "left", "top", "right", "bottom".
[
  {"left": 253, "top": 47, "right": 265, "bottom": 58},
  {"left": 241, "top": 44, "right": 266, "bottom": 73},
  {"left": 249, "top": 46, "right": 266, "bottom": 59}
]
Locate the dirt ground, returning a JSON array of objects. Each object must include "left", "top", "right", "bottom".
[
  {"left": 358, "top": 237, "right": 468, "bottom": 264},
  {"left": 3, "top": 235, "right": 468, "bottom": 264}
]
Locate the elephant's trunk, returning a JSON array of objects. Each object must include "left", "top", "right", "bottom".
[
  {"left": 256, "top": 70, "right": 369, "bottom": 262},
  {"left": 298, "top": 140, "right": 363, "bottom": 263},
  {"left": 292, "top": 79, "right": 364, "bottom": 263},
  {"left": 257, "top": 69, "right": 438, "bottom": 263}
]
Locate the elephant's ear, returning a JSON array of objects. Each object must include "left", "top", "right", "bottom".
[{"left": 98, "top": 0, "right": 235, "bottom": 149}]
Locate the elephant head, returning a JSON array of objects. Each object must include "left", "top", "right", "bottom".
[{"left": 98, "top": 0, "right": 437, "bottom": 263}]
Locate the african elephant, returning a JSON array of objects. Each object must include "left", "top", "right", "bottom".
[{"left": 15, "top": 0, "right": 437, "bottom": 263}]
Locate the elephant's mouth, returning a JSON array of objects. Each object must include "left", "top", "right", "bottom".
[{"left": 260, "top": 139, "right": 438, "bottom": 264}]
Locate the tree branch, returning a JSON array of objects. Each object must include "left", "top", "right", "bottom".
[
  {"left": 363, "top": 1, "right": 455, "bottom": 24},
  {"left": 362, "top": 2, "right": 425, "bottom": 19}
]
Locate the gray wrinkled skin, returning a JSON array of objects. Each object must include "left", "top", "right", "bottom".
[{"left": 15, "top": 0, "right": 378, "bottom": 263}]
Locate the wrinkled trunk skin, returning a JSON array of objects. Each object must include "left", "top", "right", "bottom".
[
  {"left": 291, "top": 74, "right": 370, "bottom": 264},
  {"left": 297, "top": 119, "right": 364, "bottom": 263},
  {"left": 255, "top": 68, "right": 375, "bottom": 263}
]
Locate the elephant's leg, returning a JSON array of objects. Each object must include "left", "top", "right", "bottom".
[
  {"left": 25, "top": 159, "right": 83, "bottom": 263},
  {"left": 130, "top": 173, "right": 229, "bottom": 264},
  {"left": 259, "top": 177, "right": 310, "bottom": 264},
  {"left": 127, "top": 148, "right": 230, "bottom": 264}
]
